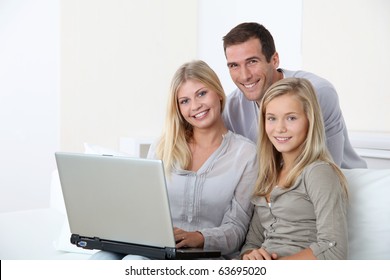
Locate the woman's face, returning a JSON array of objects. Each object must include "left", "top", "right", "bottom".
[
  {"left": 177, "top": 79, "right": 222, "bottom": 131},
  {"left": 265, "top": 93, "right": 309, "bottom": 161}
]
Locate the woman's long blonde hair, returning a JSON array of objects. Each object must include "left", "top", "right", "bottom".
[
  {"left": 254, "top": 78, "right": 348, "bottom": 198},
  {"left": 155, "top": 60, "right": 226, "bottom": 173}
]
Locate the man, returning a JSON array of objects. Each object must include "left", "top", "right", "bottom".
[{"left": 222, "top": 22, "right": 366, "bottom": 169}]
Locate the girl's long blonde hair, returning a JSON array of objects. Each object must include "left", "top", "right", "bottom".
[
  {"left": 155, "top": 60, "right": 226, "bottom": 173},
  {"left": 254, "top": 78, "right": 348, "bottom": 198}
]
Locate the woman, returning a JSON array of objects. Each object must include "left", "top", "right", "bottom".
[
  {"left": 241, "top": 77, "right": 348, "bottom": 260},
  {"left": 149, "top": 59, "right": 258, "bottom": 259}
]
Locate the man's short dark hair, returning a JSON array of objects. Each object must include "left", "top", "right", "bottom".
[{"left": 223, "top": 22, "right": 276, "bottom": 62}]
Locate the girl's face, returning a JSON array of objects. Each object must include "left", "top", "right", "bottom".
[
  {"left": 177, "top": 79, "right": 222, "bottom": 131},
  {"left": 265, "top": 93, "right": 309, "bottom": 162}
]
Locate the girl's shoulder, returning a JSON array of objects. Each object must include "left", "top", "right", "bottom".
[
  {"left": 301, "top": 160, "right": 342, "bottom": 187},
  {"left": 303, "top": 160, "right": 335, "bottom": 176}
]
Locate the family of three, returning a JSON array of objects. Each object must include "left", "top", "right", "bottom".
[{"left": 92, "top": 22, "right": 365, "bottom": 260}]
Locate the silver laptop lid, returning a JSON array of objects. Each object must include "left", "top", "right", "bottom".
[{"left": 55, "top": 152, "right": 176, "bottom": 248}]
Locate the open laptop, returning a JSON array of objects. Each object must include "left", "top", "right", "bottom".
[{"left": 55, "top": 152, "right": 221, "bottom": 259}]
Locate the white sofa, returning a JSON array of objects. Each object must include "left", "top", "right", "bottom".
[
  {"left": 0, "top": 170, "right": 92, "bottom": 260},
  {"left": 1, "top": 167, "right": 390, "bottom": 260}
]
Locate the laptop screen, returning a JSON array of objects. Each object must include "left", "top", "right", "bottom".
[{"left": 55, "top": 152, "right": 176, "bottom": 249}]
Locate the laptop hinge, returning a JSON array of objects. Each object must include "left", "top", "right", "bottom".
[{"left": 71, "top": 234, "right": 102, "bottom": 250}]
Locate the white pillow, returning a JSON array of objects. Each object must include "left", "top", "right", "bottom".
[
  {"left": 83, "top": 142, "right": 129, "bottom": 156},
  {"left": 343, "top": 168, "right": 390, "bottom": 259}
]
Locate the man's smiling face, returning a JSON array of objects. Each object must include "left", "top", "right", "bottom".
[{"left": 226, "top": 37, "right": 280, "bottom": 104}]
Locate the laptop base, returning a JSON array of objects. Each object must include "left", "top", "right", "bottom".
[{"left": 71, "top": 234, "right": 221, "bottom": 260}]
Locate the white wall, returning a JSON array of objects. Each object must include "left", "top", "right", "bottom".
[
  {"left": 302, "top": 0, "right": 390, "bottom": 133},
  {"left": 0, "top": 0, "right": 59, "bottom": 213},
  {"left": 60, "top": 0, "right": 198, "bottom": 153}
]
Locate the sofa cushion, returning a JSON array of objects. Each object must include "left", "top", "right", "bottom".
[
  {"left": 343, "top": 168, "right": 390, "bottom": 259},
  {"left": 0, "top": 208, "right": 89, "bottom": 259}
]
